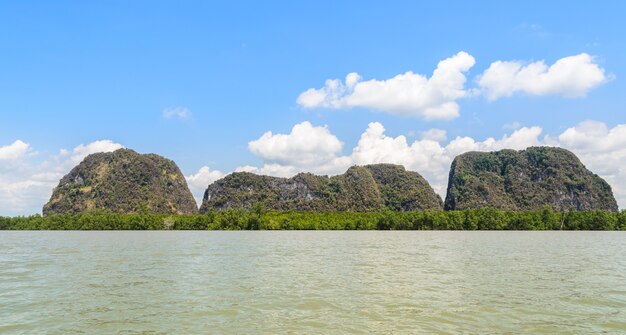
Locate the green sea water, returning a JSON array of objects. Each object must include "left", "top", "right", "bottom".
[{"left": 1, "top": 231, "right": 625, "bottom": 334}]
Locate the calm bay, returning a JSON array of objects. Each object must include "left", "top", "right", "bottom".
[{"left": 1, "top": 231, "right": 625, "bottom": 334}]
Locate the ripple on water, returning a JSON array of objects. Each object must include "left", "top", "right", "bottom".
[{"left": 1, "top": 231, "right": 625, "bottom": 334}]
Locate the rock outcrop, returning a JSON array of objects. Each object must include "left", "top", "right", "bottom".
[
  {"left": 199, "top": 164, "right": 442, "bottom": 212},
  {"left": 443, "top": 147, "right": 618, "bottom": 211},
  {"left": 43, "top": 149, "right": 198, "bottom": 215}
]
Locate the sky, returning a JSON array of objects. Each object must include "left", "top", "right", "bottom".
[{"left": 1, "top": 1, "right": 626, "bottom": 215}]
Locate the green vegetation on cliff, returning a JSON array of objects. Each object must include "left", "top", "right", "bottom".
[
  {"left": 36, "top": 146, "right": 620, "bottom": 219},
  {"left": 200, "top": 164, "right": 442, "bottom": 212},
  {"left": 43, "top": 149, "right": 198, "bottom": 215},
  {"left": 2, "top": 208, "right": 625, "bottom": 230},
  {"left": 365, "top": 164, "right": 443, "bottom": 211},
  {"left": 444, "top": 147, "right": 618, "bottom": 211}
]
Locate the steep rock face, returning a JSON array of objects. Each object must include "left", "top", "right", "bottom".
[
  {"left": 364, "top": 164, "right": 443, "bottom": 211},
  {"left": 43, "top": 149, "right": 198, "bottom": 215},
  {"left": 444, "top": 147, "right": 618, "bottom": 211},
  {"left": 199, "top": 164, "right": 442, "bottom": 212}
]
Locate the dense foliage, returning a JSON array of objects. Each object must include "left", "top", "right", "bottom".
[
  {"left": 2, "top": 207, "right": 625, "bottom": 230},
  {"left": 200, "top": 164, "right": 442, "bottom": 212},
  {"left": 43, "top": 149, "right": 198, "bottom": 215},
  {"left": 445, "top": 147, "right": 618, "bottom": 211}
]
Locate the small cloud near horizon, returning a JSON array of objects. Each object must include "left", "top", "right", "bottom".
[
  {"left": 503, "top": 122, "right": 523, "bottom": 130},
  {"left": 163, "top": 106, "right": 191, "bottom": 120}
]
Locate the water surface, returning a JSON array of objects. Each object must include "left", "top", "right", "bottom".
[{"left": 1, "top": 231, "right": 625, "bottom": 334}]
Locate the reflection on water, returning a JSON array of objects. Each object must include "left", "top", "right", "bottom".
[{"left": 1, "top": 231, "right": 625, "bottom": 334}]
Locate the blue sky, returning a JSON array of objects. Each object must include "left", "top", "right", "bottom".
[{"left": 1, "top": 1, "right": 625, "bottom": 215}]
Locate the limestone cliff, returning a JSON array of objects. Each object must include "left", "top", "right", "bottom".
[
  {"left": 43, "top": 149, "right": 198, "bottom": 215},
  {"left": 443, "top": 147, "right": 618, "bottom": 211},
  {"left": 199, "top": 164, "right": 442, "bottom": 212}
]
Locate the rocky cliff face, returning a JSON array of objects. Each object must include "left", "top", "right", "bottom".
[
  {"left": 199, "top": 164, "right": 443, "bottom": 212},
  {"left": 43, "top": 149, "right": 198, "bottom": 215},
  {"left": 444, "top": 147, "right": 618, "bottom": 211}
]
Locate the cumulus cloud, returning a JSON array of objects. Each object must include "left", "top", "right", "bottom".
[
  {"left": 421, "top": 129, "right": 447, "bottom": 142},
  {"left": 477, "top": 53, "right": 609, "bottom": 100},
  {"left": 557, "top": 120, "right": 626, "bottom": 207},
  {"left": 163, "top": 106, "right": 191, "bottom": 119},
  {"left": 558, "top": 120, "right": 626, "bottom": 152},
  {"left": 0, "top": 140, "right": 34, "bottom": 160},
  {"left": 68, "top": 140, "right": 124, "bottom": 164},
  {"left": 248, "top": 121, "right": 345, "bottom": 167},
  {"left": 242, "top": 121, "right": 626, "bottom": 209},
  {"left": 0, "top": 139, "right": 124, "bottom": 216},
  {"left": 297, "top": 51, "right": 476, "bottom": 120},
  {"left": 298, "top": 53, "right": 612, "bottom": 119},
  {"left": 185, "top": 166, "right": 225, "bottom": 205},
  {"left": 234, "top": 164, "right": 300, "bottom": 179},
  {"left": 503, "top": 121, "right": 523, "bottom": 130}
]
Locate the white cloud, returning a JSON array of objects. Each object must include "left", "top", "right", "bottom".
[
  {"left": 421, "top": 129, "right": 447, "bottom": 142},
  {"left": 519, "top": 23, "right": 543, "bottom": 31},
  {"left": 348, "top": 122, "right": 452, "bottom": 195},
  {"left": 0, "top": 140, "right": 33, "bottom": 160},
  {"left": 163, "top": 106, "right": 191, "bottom": 119},
  {"left": 248, "top": 121, "right": 344, "bottom": 167},
  {"left": 558, "top": 120, "right": 626, "bottom": 152},
  {"left": 70, "top": 140, "right": 124, "bottom": 164},
  {"left": 297, "top": 53, "right": 611, "bottom": 120},
  {"left": 477, "top": 53, "right": 609, "bottom": 100},
  {"left": 557, "top": 120, "right": 626, "bottom": 208},
  {"left": 0, "top": 139, "right": 124, "bottom": 216},
  {"left": 297, "top": 51, "right": 476, "bottom": 120},
  {"left": 235, "top": 164, "right": 300, "bottom": 178},
  {"left": 503, "top": 121, "right": 522, "bottom": 130},
  {"left": 185, "top": 166, "right": 225, "bottom": 205}
]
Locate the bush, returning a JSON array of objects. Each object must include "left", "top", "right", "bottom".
[{"left": 0, "top": 208, "right": 622, "bottom": 230}]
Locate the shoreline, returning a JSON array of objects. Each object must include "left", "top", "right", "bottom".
[{"left": 2, "top": 208, "right": 624, "bottom": 231}]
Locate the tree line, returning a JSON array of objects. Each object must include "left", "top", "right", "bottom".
[{"left": 1, "top": 206, "right": 625, "bottom": 230}]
